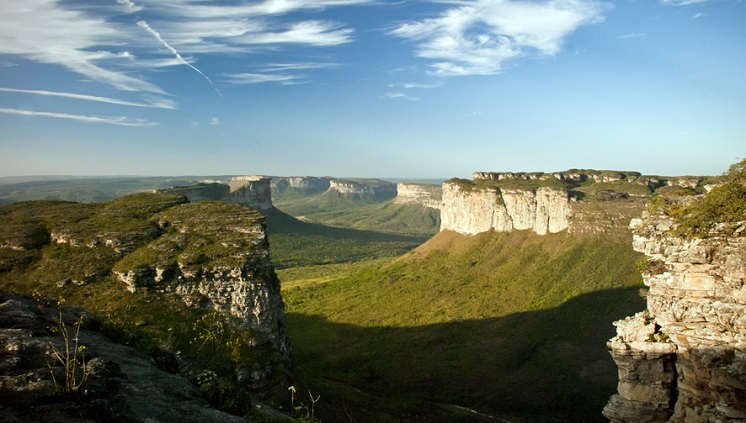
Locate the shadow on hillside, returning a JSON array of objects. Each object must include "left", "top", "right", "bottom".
[
  {"left": 286, "top": 287, "right": 643, "bottom": 423},
  {"left": 266, "top": 208, "right": 427, "bottom": 242},
  {"left": 265, "top": 209, "right": 430, "bottom": 268}
]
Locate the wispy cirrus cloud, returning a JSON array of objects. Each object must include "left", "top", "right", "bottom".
[
  {"left": 660, "top": 0, "right": 707, "bottom": 5},
  {"left": 0, "top": 108, "right": 158, "bottom": 127},
  {"left": 224, "top": 73, "right": 306, "bottom": 85},
  {"left": 617, "top": 32, "right": 646, "bottom": 39},
  {"left": 0, "top": 87, "right": 176, "bottom": 109},
  {"left": 390, "top": 0, "right": 607, "bottom": 77},
  {"left": 0, "top": 0, "right": 163, "bottom": 94},
  {"left": 380, "top": 92, "right": 421, "bottom": 101}
]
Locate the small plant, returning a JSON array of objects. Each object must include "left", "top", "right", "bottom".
[
  {"left": 42, "top": 295, "right": 91, "bottom": 395},
  {"left": 288, "top": 385, "right": 322, "bottom": 422}
]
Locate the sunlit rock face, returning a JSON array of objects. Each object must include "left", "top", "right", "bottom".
[
  {"left": 604, "top": 214, "right": 746, "bottom": 423},
  {"left": 439, "top": 181, "right": 571, "bottom": 235},
  {"left": 111, "top": 202, "right": 290, "bottom": 393},
  {"left": 229, "top": 176, "right": 274, "bottom": 212},
  {"left": 394, "top": 183, "right": 442, "bottom": 209},
  {"left": 327, "top": 179, "right": 397, "bottom": 199}
]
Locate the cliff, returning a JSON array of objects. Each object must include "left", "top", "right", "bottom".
[
  {"left": 394, "top": 182, "right": 442, "bottom": 209},
  {"left": 271, "top": 176, "right": 331, "bottom": 194},
  {"left": 0, "top": 193, "right": 291, "bottom": 400},
  {"left": 158, "top": 175, "right": 274, "bottom": 212},
  {"left": 603, "top": 213, "right": 746, "bottom": 422},
  {"left": 327, "top": 179, "right": 397, "bottom": 199},
  {"left": 440, "top": 179, "right": 571, "bottom": 235}
]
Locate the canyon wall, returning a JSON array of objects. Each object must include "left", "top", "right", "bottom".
[
  {"left": 394, "top": 182, "right": 442, "bottom": 209},
  {"left": 439, "top": 180, "right": 571, "bottom": 235},
  {"left": 604, "top": 214, "right": 746, "bottom": 422},
  {"left": 228, "top": 176, "right": 274, "bottom": 212},
  {"left": 159, "top": 176, "right": 274, "bottom": 212},
  {"left": 328, "top": 179, "right": 397, "bottom": 199},
  {"left": 271, "top": 176, "right": 331, "bottom": 194}
]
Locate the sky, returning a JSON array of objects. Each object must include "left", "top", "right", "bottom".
[{"left": 0, "top": 0, "right": 744, "bottom": 179}]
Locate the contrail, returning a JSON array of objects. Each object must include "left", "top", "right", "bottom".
[{"left": 137, "top": 20, "right": 222, "bottom": 97}]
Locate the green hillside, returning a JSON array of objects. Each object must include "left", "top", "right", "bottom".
[
  {"left": 274, "top": 190, "right": 440, "bottom": 236},
  {"left": 281, "top": 229, "right": 645, "bottom": 422}
]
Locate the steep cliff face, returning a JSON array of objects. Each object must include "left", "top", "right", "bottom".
[
  {"left": 228, "top": 176, "right": 274, "bottom": 212},
  {"left": 440, "top": 181, "right": 571, "bottom": 235},
  {"left": 394, "top": 183, "right": 442, "bottom": 209},
  {"left": 158, "top": 176, "right": 274, "bottom": 212},
  {"left": 604, "top": 214, "right": 746, "bottom": 422},
  {"left": 328, "top": 179, "right": 397, "bottom": 199},
  {"left": 0, "top": 195, "right": 291, "bottom": 397},
  {"left": 271, "top": 176, "right": 331, "bottom": 194}
]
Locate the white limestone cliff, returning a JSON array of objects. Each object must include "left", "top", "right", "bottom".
[
  {"left": 440, "top": 181, "right": 571, "bottom": 235},
  {"left": 394, "top": 183, "right": 442, "bottom": 209}
]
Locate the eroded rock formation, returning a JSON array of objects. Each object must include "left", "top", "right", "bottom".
[
  {"left": 394, "top": 182, "right": 442, "bottom": 209},
  {"left": 158, "top": 176, "right": 274, "bottom": 212},
  {"left": 439, "top": 181, "right": 571, "bottom": 235},
  {"left": 604, "top": 214, "right": 746, "bottom": 422},
  {"left": 327, "top": 179, "right": 397, "bottom": 199}
]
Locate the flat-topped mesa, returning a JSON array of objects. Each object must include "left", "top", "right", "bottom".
[
  {"left": 394, "top": 182, "right": 442, "bottom": 209},
  {"left": 328, "top": 179, "right": 397, "bottom": 199},
  {"left": 603, "top": 212, "right": 746, "bottom": 422},
  {"left": 440, "top": 179, "right": 571, "bottom": 235},
  {"left": 228, "top": 176, "right": 274, "bottom": 212},
  {"left": 271, "top": 176, "right": 332, "bottom": 194}
]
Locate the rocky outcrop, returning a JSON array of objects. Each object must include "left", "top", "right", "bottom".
[
  {"left": 112, "top": 202, "right": 291, "bottom": 387},
  {"left": 440, "top": 181, "right": 571, "bottom": 235},
  {"left": 604, "top": 214, "right": 746, "bottom": 422},
  {"left": 394, "top": 183, "right": 442, "bottom": 209},
  {"left": 271, "top": 176, "right": 331, "bottom": 194},
  {"left": 327, "top": 179, "right": 397, "bottom": 199},
  {"left": 228, "top": 176, "right": 274, "bottom": 212},
  {"left": 0, "top": 292, "right": 251, "bottom": 422},
  {"left": 157, "top": 176, "right": 274, "bottom": 213}
]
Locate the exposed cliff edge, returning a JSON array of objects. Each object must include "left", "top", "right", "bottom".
[
  {"left": 440, "top": 179, "right": 571, "bottom": 235},
  {"left": 603, "top": 213, "right": 746, "bottom": 421},
  {"left": 0, "top": 193, "right": 291, "bottom": 401},
  {"left": 160, "top": 176, "right": 274, "bottom": 212},
  {"left": 441, "top": 169, "right": 716, "bottom": 236},
  {"left": 394, "top": 182, "right": 442, "bottom": 210}
]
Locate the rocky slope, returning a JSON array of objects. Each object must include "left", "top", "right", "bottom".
[
  {"left": 604, "top": 213, "right": 746, "bottom": 422},
  {"left": 0, "top": 193, "right": 291, "bottom": 400},
  {"left": 0, "top": 292, "right": 253, "bottom": 422}
]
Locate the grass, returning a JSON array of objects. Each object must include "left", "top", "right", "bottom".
[{"left": 281, "top": 229, "right": 645, "bottom": 422}]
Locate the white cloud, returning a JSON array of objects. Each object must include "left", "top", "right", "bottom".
[
  {"left": 391, "top": 0, "right": 607, "bottom": 77},
  {"left": 660, "top": 0, "right": 707, "bottom": 5},
  {"left": 692, "top": 12, "right": 705, "bottom": 19},
  {"left": 617, "top": 32, "right": 646, "bottom": 39},
  {"left": 0, "top": 108, "right": 158, "bottom": 127},
  {"left": 0, "top": 87, "right": 176, "bottom": 109},
  {"left": 224, "top": 73, "right": 305, "bottom": 85},
  {"left": 0, "top": 0, "right": 164, "bottom": 93},
  {"left": 210, "top": 117, "right": 221, "bottom": 125},
  {"left": 380, "top": 92, "right": 420, "bottom": 101}
]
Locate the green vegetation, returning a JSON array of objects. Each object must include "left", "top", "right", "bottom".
[
  {"left": 282, "top": 230, "right": 645, "bottom": 422},
  {"left": 266, "top": 209, "right": 429, "bottom": 268},
  {"left": 673, "top": 158, "right": 746, "bottom": 236}
]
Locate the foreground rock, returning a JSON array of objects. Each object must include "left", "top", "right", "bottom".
[
  {"left": 604, "top": 214, "right": 746, "bottom": 422},
  {"left": 0, "top": 292, "right": 251, "bottom": 422}
]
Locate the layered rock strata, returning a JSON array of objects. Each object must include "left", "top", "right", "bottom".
[
  {"left": 394, "top": 182, "right": 442, "bottom": 209},
  {"left": 604, "top": 214, "right": 746, "bottom": 422},
  {"left": 440, "top": 181, "right": 571, "bottom": 235},
  {"left": 158, "top": 175, "right": 274, "bottom": 212},
  {"left": 271, "top": 176, "right": 331, "bottom": 194},
  {"left": 112, "top": 202, "right": 291, "bottom": 376}
]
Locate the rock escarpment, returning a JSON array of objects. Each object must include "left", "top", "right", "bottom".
[
  {"left": 327, "top": 179, "right": 397, "bottom": 199},
  {"left": 604, "top": 214, "right": 746, "bottom": 422},
  {"left": 159, "top": 175, "right": 274, "bottom": 212},
  {"left": 0, "top": 194, "right": 291, "bottom": 398},
  {"left": 394, "top": 182, "right": 442, "bottom": 209},
  {"left": 271, "top": 176, "right": 331, "bottom": 194},
  {"left": 440, "top": 180, "right": 571, "bottom": 235}
]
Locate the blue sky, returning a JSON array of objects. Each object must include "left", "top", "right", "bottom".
[{"left": 0, "top": 0, "right": 744, "bottom": 179}]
